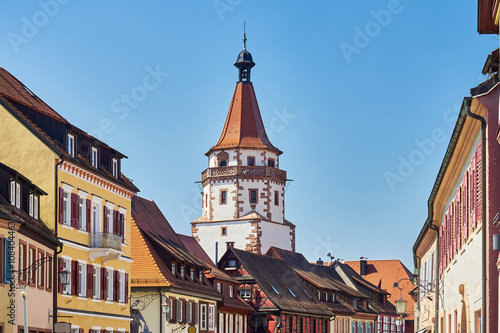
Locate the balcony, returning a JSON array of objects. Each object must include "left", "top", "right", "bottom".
[
  {"left": 201, "top": 166, "right": 286, "bottom": 183},
  {"left": 89, "top": 232, "right": 123, "bottom": 263}
]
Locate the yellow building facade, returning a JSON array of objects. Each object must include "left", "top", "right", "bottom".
[{"left": 0, "top": 67, "right": 138, "bottom": 332}]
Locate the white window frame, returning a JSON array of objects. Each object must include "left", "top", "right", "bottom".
[
  {"left": 91, "top": 147, "right": 99, "bottom": 167},
  {"left": 63, "top": 191, "right": 71, "bottom": 225},
  {"left": 200, "top": 304, "right": 207, "bottom": 330},
  {"left": 112, "top": 158, "right": 118, "bottom": 177},
  {"left": 106, "top": 203, "right": 114, "bottom": 234},
  {"left": 78, "top": 261, "right": 87, "bottom": 297},
  {"left": 28, "top": 246, "right": 34, "bottom": 283},
  {"left": 63, "top": 258, "right": 72, "bottom": 295},
  {"left": 93, "top": 265, "right": 101, "bottom": 299},
  {"left": 219, "top": 313, "right": 224, "bottom": 333},
  {"left": 37, "top": 251, "right": 43, "bottom": 287},
  {"left": 186, "top": 301, "right": 191, "bottom": 323},
  {"left": 119, "top": 271, "right": 125, "bottom": 303},
  {"left": 106, "top": 268, "right": 113, "bottom": 301},
  {"left": 118, "top": 207, "right": 127, "bottom": 243},
  {"left": 229, "top": 285, "right": 234, "bottom": 298},
  {"left": 67, "top": 134, "right": 75, "bottom": 157},
  {"left": 217, "top": 282, "right": 221, "bottom": 293},
  {"left": 208, "top": 304, "right": 215, "bottom": 331},
  {"left": 10, "top": 181, "right": 21, "bottom": 209}
]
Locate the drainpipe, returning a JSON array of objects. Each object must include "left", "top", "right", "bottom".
[
  {"left": 53, "top": 155, "right": 64, "bottom": 330},
  {"left": 159, "top": 288, "right": 163, "bottom": 333},
  {"left": 413, "top": 254, "right": 421, "bottom": 332},
  {"left": 429, "top": 223, "right": 440, "bottom": 333},
  {"left": 466, "top": 105, "right": 486, "bottom": 333}
]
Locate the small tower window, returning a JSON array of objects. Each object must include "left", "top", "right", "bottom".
[
  {"left": 248, "top": 157, "right": 255, "bottom": 166},
  {"left": 220, "top": 160, "right": 227, "bottom": 167},
  {"left": 220, "top": 190, "right": 227, "bottom": 204},
  {"left": 250, "top": 190, "right": 257, "bottom": 204},
  {"left": 274, "top": 191, "right": 279, "bottom": 206},
  {"left": 221, "top": 226, "right": 228, "bottom": 236},
  {"left": 267, "top": 159, "right": 275, "bottom": 168}
]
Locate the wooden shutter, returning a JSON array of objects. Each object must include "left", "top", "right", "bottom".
[
  {"left": 103, "top": 206, "right": 108, "bottom": 234},
  {"left": 87, "top": 264, "right": 93, "bottom": 299},
  {"left": 59, "top": 188, "right": 64, "bottom": 224},
  {"left": 71, "top": 193, "right": 78, "bottom": 228},
  {"left": 171, "top": 297, "right": 177, "bottom": 322},
  {"left": 101, "top": 268, "right": 107, "bottom": 300},
  {"left": 120, "top": 213, "right": 125, "bottom": 242},
  {"left": 125, "top": 273, "right": 129, "bottom": 303},
  {"left": 113, "top": 210, "right": 119, "bottom": 235},
  {"left": 114, "top": 270, "right": 119, "bottom": 302},
  {"left": 58, "top": 259, "right": 64, "bottom": 293},
  {"left": 86, "top": 199, "right": 91, "bottom": 232},
  {"left": 476, "top": 142, "right": 482, "bottom": 223},
  {"left": 79, "top": 329, "right": 83, "bottom": 333},
  {"left": 72, "top": 260, "right": 78, "bottom": 296}
]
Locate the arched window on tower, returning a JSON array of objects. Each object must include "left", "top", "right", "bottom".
[{"left": 216, "top": 152, "right": 229, "bottom": 167}]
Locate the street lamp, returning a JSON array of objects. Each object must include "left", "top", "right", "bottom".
[
  {"left": 58, "top": 266, "right": 71, "bottom": 286},
  {"left": 161, "top": 302, "right": 170, "bottom": 315},
  {"left": 395, "top": 297, "right": 407, "bottom": 317}
]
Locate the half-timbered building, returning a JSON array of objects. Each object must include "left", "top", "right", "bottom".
[{"left": 218, "top": 247, "right": 333, "bottom": 333}]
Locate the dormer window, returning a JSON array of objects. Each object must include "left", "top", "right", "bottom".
[
  {"left": 91, "top": 147, "right": 98, "bottom": 167},
  {"left": 112, "top": 158, "right": 118, "bottom": 177},
  {"left": 171, "top": 263, "right": 176, "bottom": 275},
  {"left": 180, "top": 264, "right": 185, "bottom": 278},
  {"left": 28, "top": 193, "right": 39, "bottom": 219},
  {"left": 229, "top": 285, "right": 234, "bottom": 298},
  {"left": 190, "top": 267, "right": 194, "bottom": 280},
  {"left": 67, "top": 134, "right": 75, "bottom": 157},
  {"left": 198, "top": 269, "right": 203, "bottom": 282},
  {"left": 217, "top": 283, "right": 222, "bottom": 293},
  {"left": 10, "top": 180, "right": 21, "bottom": 209}
]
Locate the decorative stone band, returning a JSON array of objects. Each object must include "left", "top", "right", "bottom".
[{"left": 202, "top": 166, "right": 286, "bottom": 183}]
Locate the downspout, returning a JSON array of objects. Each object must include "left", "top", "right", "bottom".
[
  {"left": 53, "top": 155, "right": 64, "bottom": 330},
  {"left": 413, "top": 254, "right": 421, "bottom": 332},
  {"left": 429, "top": 223, "right": 440, "bottom": 333},
  {"left": 159, "top": 288, "right": 163, "bottom": 333},
  {"left": 466, "top": 105, "right": 486, "bottom": 333}
]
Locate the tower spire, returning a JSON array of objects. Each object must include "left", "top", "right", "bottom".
[{"left": 243, "top": 21, "right": 247, "bottom": 50}]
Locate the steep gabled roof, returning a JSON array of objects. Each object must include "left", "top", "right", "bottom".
[
  {"left": 0, "top": 67, "right": 138, "bottom": 193},
  {"left": 345, "top": 259, "right": 415, "bottom": 320},
  {"left": 207, "top": 83, "right": 281, "bottom": 156},
  {"left": 225, "top": 248, "right": 333, "bottom": 317}
]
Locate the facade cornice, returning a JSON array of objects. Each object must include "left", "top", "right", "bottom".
[{"left": 59, "top": 160, "right": 135, "bottom": 200}]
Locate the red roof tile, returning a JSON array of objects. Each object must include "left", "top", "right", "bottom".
[{"left": 208, "top": 83, "right": 281, "bottom": 155}]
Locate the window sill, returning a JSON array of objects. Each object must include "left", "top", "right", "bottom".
[
  {"left": 61, "top": 294, "right": 72, "bottom": 298},
  {"left": 105, "top": 300, "right": 114, "bottom": 304},
  {"left": 77, "top": 296, "right": 87, "bottom": 300},
  {"left": 92, "top": 298, "right": 102, "bottom": 302},
  {"left": 61, "top": 224, "right": 74, "bottom": 230},
  {"left": 118, "top": 301, "right": 126, "bottom": 305},
  {"left": 77, "top": 230, "right": 89, "bottom": 235}
]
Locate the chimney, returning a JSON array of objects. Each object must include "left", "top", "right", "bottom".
[
  {"left": 226, "top": 242, "right": 235, "bottom": 250},
  {"left": 360, "top": 259, "right": 367, "bottom": 276},
  {"left": 316, "top": 258, "right": 323, "bottom": 265}
]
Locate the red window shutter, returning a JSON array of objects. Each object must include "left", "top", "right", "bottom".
[
  {"left": 89, "top": 330, "right": 94, "bottom": 333},
  {"left": 464, "top": 177, "right": 468, "bottom": 241},
  {"left": 120, "top": 213, "right": 125, "bottom": 243},
  {"left": 86, "top": 199, "right": 91, "bottom": 232},
  {"left": 87, "top": 264, "right": 93, "bottom": 298},
  {"left": 113, "top": 210, "right": 119, "bottom": 235},
  {"left": 72, "top": 260, "right": 78, "bottom": 296},
  {"left": 125, "top": 273, "right": 129, "bottom": 304},
  {"left": 476, "top": 143, "right": 482, "bottom": 223},
  {"left": 58, "top": 258, "right": 64, "bottom": 293},
  {"left": 114, "top": 270, "right": 119, "bottom": 302},
  {"left": 101, "top": 268, "right": 107, "bottom": 300},
  {"left": 71, "top": 193, "right": 78, "bottom": 228},
  {"left": 79, "top": 329, "right": 83, "bottom": 333},
  {"left": 103, "top": 206, "right": 108, "bottom": 234},
  {"left": 59, "top": 188, "right": 64, "bottom": 224}
]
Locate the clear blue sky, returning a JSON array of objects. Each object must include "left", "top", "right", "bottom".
[{"left": 0, "top": 1, "right": 497, "bottom": 269}]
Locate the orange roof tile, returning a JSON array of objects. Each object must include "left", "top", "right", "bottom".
[
  {"left": 208, "top": 83, "right": 281, "bottom": 155},
  {"left": 345, "top": 260, "right": 415, "bottom": 320},
  {"left": 130, "top": 218, "right": 170, "bottom": 287}
]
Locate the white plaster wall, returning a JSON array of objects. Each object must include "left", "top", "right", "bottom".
[
  {"left": 211, "top": 180, "right": 237, "bottom": 221},
  {"left": 196, "top": 220, "right": 254, "bottom": 263},
  {"left": 440, "top": 228, "right": 482, "bottom": 331},
  {"left": 260, "top": 220, "right": 292, "bottom": 253},
  {"left": 238, "top": 179, "right": 267, "bottom": 216},
  {"left": 268, "top": 182, "right": 284, "bottom": 223},
  {"left": 239, "top": 149, "right": 263, "bottom": 166}
]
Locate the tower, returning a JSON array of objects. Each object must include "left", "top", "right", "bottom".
[{"left": 192, "top": 35, "right": 295, "bottom": 263}]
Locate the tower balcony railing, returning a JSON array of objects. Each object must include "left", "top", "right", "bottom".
[
  {"left": 89, "top": 232, "right": 122, "bottom": 251},
  {"left": 201, "top": 166, "right": 286, "bottom": 182}
]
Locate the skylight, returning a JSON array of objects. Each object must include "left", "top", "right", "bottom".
[
  {"left": 271, "top": 285, "right": 279, "bottom": 294},
  {"left": 288, "top": 288, "right": 297, "bottom": 298}
]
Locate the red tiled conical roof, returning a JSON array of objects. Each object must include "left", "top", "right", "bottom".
[{"left": 207, "top": 83, "right": 282, "bottom": 155}]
